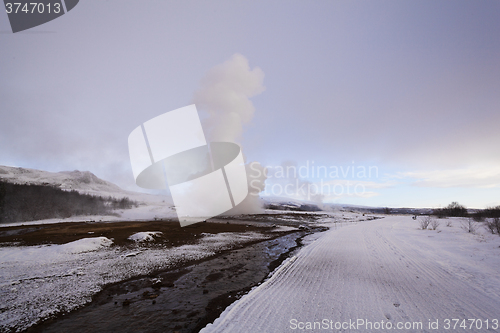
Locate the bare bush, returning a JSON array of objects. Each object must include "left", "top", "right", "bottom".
[
  {"left": 485, "top": 217, "right": 500, "bottom": 235},
  {"left": 430, "top": 219, "right": 440, "bottom": 230},
  {"left": 461, "top": 218, "right": 478, "bottom": 234},
  {"left": 445, "top": 220, "right": 452, "bottom": 227},
  {"left": 419, "top": 216, "right": 432, "bottom": 230}
]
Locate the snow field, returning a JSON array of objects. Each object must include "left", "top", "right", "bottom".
[{"left": 201, "top": 216, "right": 500, "bottom": 332}]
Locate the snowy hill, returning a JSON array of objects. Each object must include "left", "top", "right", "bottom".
[
  {"left": 0, "top": 166, "right": 124, "bottom": 196},
  {"left": 0, "top": 165, "right": 176, "bottom": 225}
]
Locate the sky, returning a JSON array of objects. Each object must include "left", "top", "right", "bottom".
[{"left": 1, "top": 0, "right": 499, "bottom": 209}]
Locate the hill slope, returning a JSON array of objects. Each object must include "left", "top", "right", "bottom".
[
  {"left": 0, "top": 166, "right": 124, "bottom": 196},
  {"left": 0, "top": 166, "right": 175, "bottom": 225}
]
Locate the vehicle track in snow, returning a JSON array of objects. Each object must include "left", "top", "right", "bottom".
[{"left": 201, "top": 216, "right": 500, "bottom": 332}]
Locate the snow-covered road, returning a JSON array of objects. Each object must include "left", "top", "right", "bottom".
[{"left": 201, "top": 216, "right": 500, "bottom": 332}]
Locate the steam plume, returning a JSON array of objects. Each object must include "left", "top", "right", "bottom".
[
  {"left": 193, "top": 53, "right": 265, "bottom": 142},
  {"left": 193, "top": 54, "right": 267, "bottom": 214}
]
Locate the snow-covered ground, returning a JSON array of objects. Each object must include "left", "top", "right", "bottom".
[
  {"left": 201, "top": 215, "right": 500, "bottom": 332},
  {"left": 0, "top": 231, "right": 269, "bottom": 332}
]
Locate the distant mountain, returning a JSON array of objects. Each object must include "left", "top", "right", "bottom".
[
  {"left": 262, "top": 197, "right": 323, "bottom": 212},
  {"left": 261, "top": 196, "right": 435, "bottom": 215}
]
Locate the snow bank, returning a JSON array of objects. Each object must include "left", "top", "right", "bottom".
[
  {"left": 0, "top": 237, "right": 113, "bottom": 263},
  {"left": 128, "top": 231, "right": 162, "bottom": 242},
  {"left": 270, "top": 226, "right": 298, "bottom": 232},
  {"left": 58, "top": 237, "right": 113, "bottom": 254}
]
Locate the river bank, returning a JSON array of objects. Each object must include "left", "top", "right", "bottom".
[{"left": 1, "top": 213, "right": 330, "bottom": 332}]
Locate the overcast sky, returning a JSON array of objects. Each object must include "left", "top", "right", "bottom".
[{"left": 1, "top": 0, "right": 499, "bottom": 208}]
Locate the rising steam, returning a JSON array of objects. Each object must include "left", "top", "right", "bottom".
[{"left": 193, "top": 54, "right": 267, "bottom": 214}]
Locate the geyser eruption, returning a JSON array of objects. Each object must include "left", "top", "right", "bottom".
[{"left": 193, "top": 54, "right": 267, "bottom": 214}]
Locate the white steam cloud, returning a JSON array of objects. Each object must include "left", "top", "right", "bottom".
[
  {"left": 193, "top": 54, "right": 267, "bottom": 214},
  {"left": 193, "top": 53, "right": 265, "bottom": 142}
]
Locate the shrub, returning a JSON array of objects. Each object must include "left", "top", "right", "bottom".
[
  {"left": 430, "top": 219, "right": 440, "bottom": 230},
  {"left": 419, "top": 216, "right": 432, "bottom": 230},
  {"left": 485, "top": 217, "right": 500, "bottom": 235},
  {"left": 461, "top": 218, "right": 478, "bottom": 234}
]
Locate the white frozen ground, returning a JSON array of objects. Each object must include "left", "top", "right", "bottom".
[
  {"left": 0, "top": 231, "right": 269, "bottom": 332},
  {"left": 201, "top": 215, "right": 500, "bottom": 333}
]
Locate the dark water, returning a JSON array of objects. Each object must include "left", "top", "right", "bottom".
[{"left": 27, "top": 231, "right": 314, "bottom": 333}]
